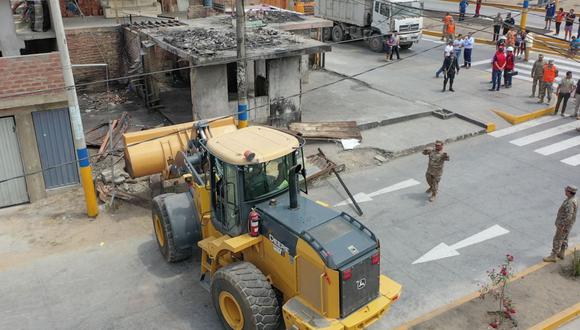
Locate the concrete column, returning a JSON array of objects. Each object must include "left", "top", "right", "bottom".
[
  {"left": 267, "top": 56, "right": 301, "bottom": 127},
  {"left": 0, "top": 1, "right": 25, "bottom": 56},
  {"left": 14, "top": 111, "right": 46, "bottom": 202},
  {"left": 190, "top": 64, "right": 229, "bottom": 120}
]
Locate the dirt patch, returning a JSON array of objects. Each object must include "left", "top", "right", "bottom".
[
  {"left": 410, "top": 256, "right": 580, "bottom": 330},
  {"left": 0, "top": 187, "right": 151, "bottom": 271}
]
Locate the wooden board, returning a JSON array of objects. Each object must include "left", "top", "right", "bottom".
[{"left": 288, "top": 121, "right": 362, "bottom": 141}]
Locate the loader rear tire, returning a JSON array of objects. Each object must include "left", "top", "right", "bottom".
[
  {"left": 211, "top": 262, "right": 280, "bottom": 330},
  {"left": 152, "top": 193, "right": 192, "bottom": 263}
]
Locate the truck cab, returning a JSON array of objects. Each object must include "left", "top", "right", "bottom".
[
  {"left": 371, "top": 0, "right": 423, "bottom": 50},
  {"left": 316, "top": 0, "right": 423, "bottom": 52}
]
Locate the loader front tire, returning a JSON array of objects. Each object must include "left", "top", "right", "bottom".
[
  {"left": 211, "top": 262, "right": 280, "bottom": 330},
  {"left": 152, "top": 193, "right": 192, "bottom": 263}
]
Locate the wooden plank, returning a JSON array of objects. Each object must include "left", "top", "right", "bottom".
[{"left": 289, "top": 121, "right": 361, "bottom": 141}]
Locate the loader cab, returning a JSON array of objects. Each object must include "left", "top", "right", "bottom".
[{"left": 206, "top": 126, "right": 303, "bottom": 237}]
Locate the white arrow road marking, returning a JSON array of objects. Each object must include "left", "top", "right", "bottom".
[
  {"left": 412, "top": 224, "right": 510, "bottom": 264},
  {"left": 334, "top": 178, "right": 421, "bottom": 207}
]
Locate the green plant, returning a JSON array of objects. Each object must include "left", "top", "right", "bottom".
[{"left": 479, "top": 254, "right": 517, "bottom": 329}]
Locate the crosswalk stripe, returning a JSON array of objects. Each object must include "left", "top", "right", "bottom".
[
  {"left": 489, "top": 116, "right": 560, "bottom": 137},
  {"left": 545, "top": 58, "right": 580, "bottom": 69},
  {"left": 534, "top": 135, "right": 580, "bottom": 155},
  {"left": 509, "top": 121, "right": 580, "bottom": 146},
  {"left": 561, "top": 153, "right": 580, "bottom": 166}
]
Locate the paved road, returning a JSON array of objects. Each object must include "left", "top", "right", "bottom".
[{"left": 307, "top": 116, "right": 580, "bottom": 327}]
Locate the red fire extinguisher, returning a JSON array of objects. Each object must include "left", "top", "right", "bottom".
[{"left": 248, "top": 209, "right": 260, "bottom": 237}]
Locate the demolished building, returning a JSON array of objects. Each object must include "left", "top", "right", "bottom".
[{"left": 125, "top": 14, "right": 331, "bottom": 125}]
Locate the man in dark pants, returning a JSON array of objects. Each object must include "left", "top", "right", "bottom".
[
  {"left": 503, "top": 13, "right": 514, "bottom": 35},
  {"left": 442, "top": 52, "right": 460, "bottom": 92},
  {"left": 490, "top": 47, "right": 506, "bottom": 91},
  {"left": 555, "top": 71, "right": 576, "bottom": 116},
  {"left": 390, "top": 31, "right": 400, "bottom": 60}
]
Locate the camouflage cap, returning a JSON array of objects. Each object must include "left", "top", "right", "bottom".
[
  {"left": 566, "top": 185, "right": 577, "bottom": 193},
  {"left": 435, "top": 140, "right": 444, "bottom": 145}
]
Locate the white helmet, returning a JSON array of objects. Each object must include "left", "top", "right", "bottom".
[{"left": 507, "top": 46, "right": 514, "bottom": 52}]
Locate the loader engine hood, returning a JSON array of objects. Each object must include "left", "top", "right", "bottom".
[
  {"left": 255, "top": 194, "right": 378, "bottom": 269},
  {"left": 256, "top": 194, "right": 382, "bottom": 318}
]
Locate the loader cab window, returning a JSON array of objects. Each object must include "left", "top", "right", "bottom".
[
  {"left": 243, "top": 154, "right": 291, "bottom": 201},
  {"left": 211, "top": 157, "right": 240, "bottom": 234}
]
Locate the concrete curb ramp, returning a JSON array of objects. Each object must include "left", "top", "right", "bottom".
[
  {"left": 493, "top": 106, "right": 554, "bottom": 125},
  {"left": 529, "top": 302, "right": 580, "bottom": 330},
  {"left": 395, "top": 244, "right": 580, "bottom": 330}
]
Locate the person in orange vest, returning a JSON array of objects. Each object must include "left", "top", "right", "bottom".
[
  {"left": 442, "top": 12, "right": 452, "bottom": 41},
  {"left": 539, "top": 60, "right": 559, "bottom": 104},
  {"left": 446, "top": 18, "right": 456, "bottom": 42}
]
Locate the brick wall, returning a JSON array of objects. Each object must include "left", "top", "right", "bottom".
[
  {"left": 0, "top": 52, "right": 65, "bottom": 100},
  {"left": 60, "top": 0, "right": 103, "bottom": 17},
  {"left": 65, "top": 27, "right": 122, "bottom": 89}
]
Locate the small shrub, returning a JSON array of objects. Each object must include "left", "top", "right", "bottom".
[{"left": 479, "top": 254, "right": 518, "bottom": 329}]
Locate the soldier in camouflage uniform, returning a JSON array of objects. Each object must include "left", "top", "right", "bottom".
[
  {"left": 422, "top": 140, "right": 450, "bottom": 202},
  {"left": 544, "top": 185, "right": 577, "bottom": 262}
]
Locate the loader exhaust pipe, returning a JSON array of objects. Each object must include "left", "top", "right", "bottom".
[{"left": 288, "top": 164, "right": 302, "bottom": 209}]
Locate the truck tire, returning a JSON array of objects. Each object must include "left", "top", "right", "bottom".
[
  {"left": 152, "top": 193, "right": 193, "bottom": 263},
  {"left": 400, "top": 43, "right": 413, "bottom": 50},
  {"left": 211, "top": 262, "right": 281, "bottom": 330},
  {"left": 368, "top": 34, "right": 383, "bottom": 52},
  {"left": 332, "top": 25, "right": 344, "bottom": 42}
]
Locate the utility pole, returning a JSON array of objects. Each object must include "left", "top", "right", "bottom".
[
  {"left": 236, "top": 0, "right": 249, "bottom": 128},
  {"left": 520, "top": 0, "right": 529, "bottom": 31},
  {"left": 49, "top": 0, "right": 99, "bottom": 217}
]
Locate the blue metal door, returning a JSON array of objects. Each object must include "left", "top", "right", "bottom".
[{"left": 32, "top": 108, "right": 79, "bottom": 189}]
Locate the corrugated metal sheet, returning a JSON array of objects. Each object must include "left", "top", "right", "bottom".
[
  {"left": 32, "top": 109, "right": 79, "bottom": 189},
  {"left": 0, "top": 117, "right": 29, "bottom": 208}
]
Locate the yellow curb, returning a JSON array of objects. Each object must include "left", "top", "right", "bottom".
[
  {"left": 528, "top": 302, "right": 580, "bottom": 330},
  {"left": 442, "top": 0, "right": 545, "bottom": 12},
  {"left": 493, "top": 107, "right": 554, "bottom": 125},
  {"left": 395, "top": 244, "right": 580, "bottom": 330},
  {"left": 486, "top": 122, "right": 497, "bottom": 133}
]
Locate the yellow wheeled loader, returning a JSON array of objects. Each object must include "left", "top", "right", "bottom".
[{"left": 123, "top": 117, "right": 401, "bottom": 330}]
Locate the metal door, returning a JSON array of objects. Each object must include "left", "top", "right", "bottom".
[
  {"left": 32, "top": 109, "right": 79, "bottom": 189},
  {"left": 0, "top": 116, "right": 29, "bottom": 207}
]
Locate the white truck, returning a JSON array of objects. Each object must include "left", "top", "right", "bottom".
[{"left": 315, "top": 0, "right": 423, "bottom": 52}]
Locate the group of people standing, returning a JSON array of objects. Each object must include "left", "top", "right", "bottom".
[
  {"left": 530, "top": 54, "right": 580, "bottom": 118},
  {"left": 435, "top": 33, "right": 475, "bottom": 92},
  {"left": 545, "top": 1, "right": 579, "bottom": 41}
]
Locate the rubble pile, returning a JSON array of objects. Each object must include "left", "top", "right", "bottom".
[
  {"left": 79, "top": 90, "right": 130, "bottom": 113},
  {"left": 162, "top": 27, "right": 295, "bottom": 57},
  {"left": 247, "top": 9, "right": 304, "bottom": 24}
]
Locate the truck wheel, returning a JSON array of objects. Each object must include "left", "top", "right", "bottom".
[
  {"left": 152, "top": 193, "right": 192, "bottom": 263},
  {"left": 322, "top": 27, "right": 332, "bottom": 42},
  {"left": 332, "top": 25, "right": 344, "bottom": 42},
  {"left": 368, "top": 35, "right": 383, "bottom": 52},
  {"left": 400, "top": 43, "right": 413, "bottom": 50},
  {"left": 211, "top": 262, "right": 280, "bottom": 330}
]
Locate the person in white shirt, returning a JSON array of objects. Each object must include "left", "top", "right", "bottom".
[
  {"left": 524, "top": 30, "right": 534, "bottom": 62},
  {"left": 437, "top": 41, "right": 454, "bottom": 78},
  {"left": 463, "top": 33, "right": 475, "bottom": 68},
  {"left": 453, "top": 34, "right": 464, "bottom": 61}
]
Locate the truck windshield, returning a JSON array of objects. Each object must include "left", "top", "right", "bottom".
[
  {"left": 243, "top": 154, "right": 292, "bottom": 201},
  {"left": 391, "top": 2, "right": 422, "bottom": 18}
]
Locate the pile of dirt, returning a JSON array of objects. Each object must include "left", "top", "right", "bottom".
[{"left": 79, "top": 89, "right": 131, "bottom": 113}]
